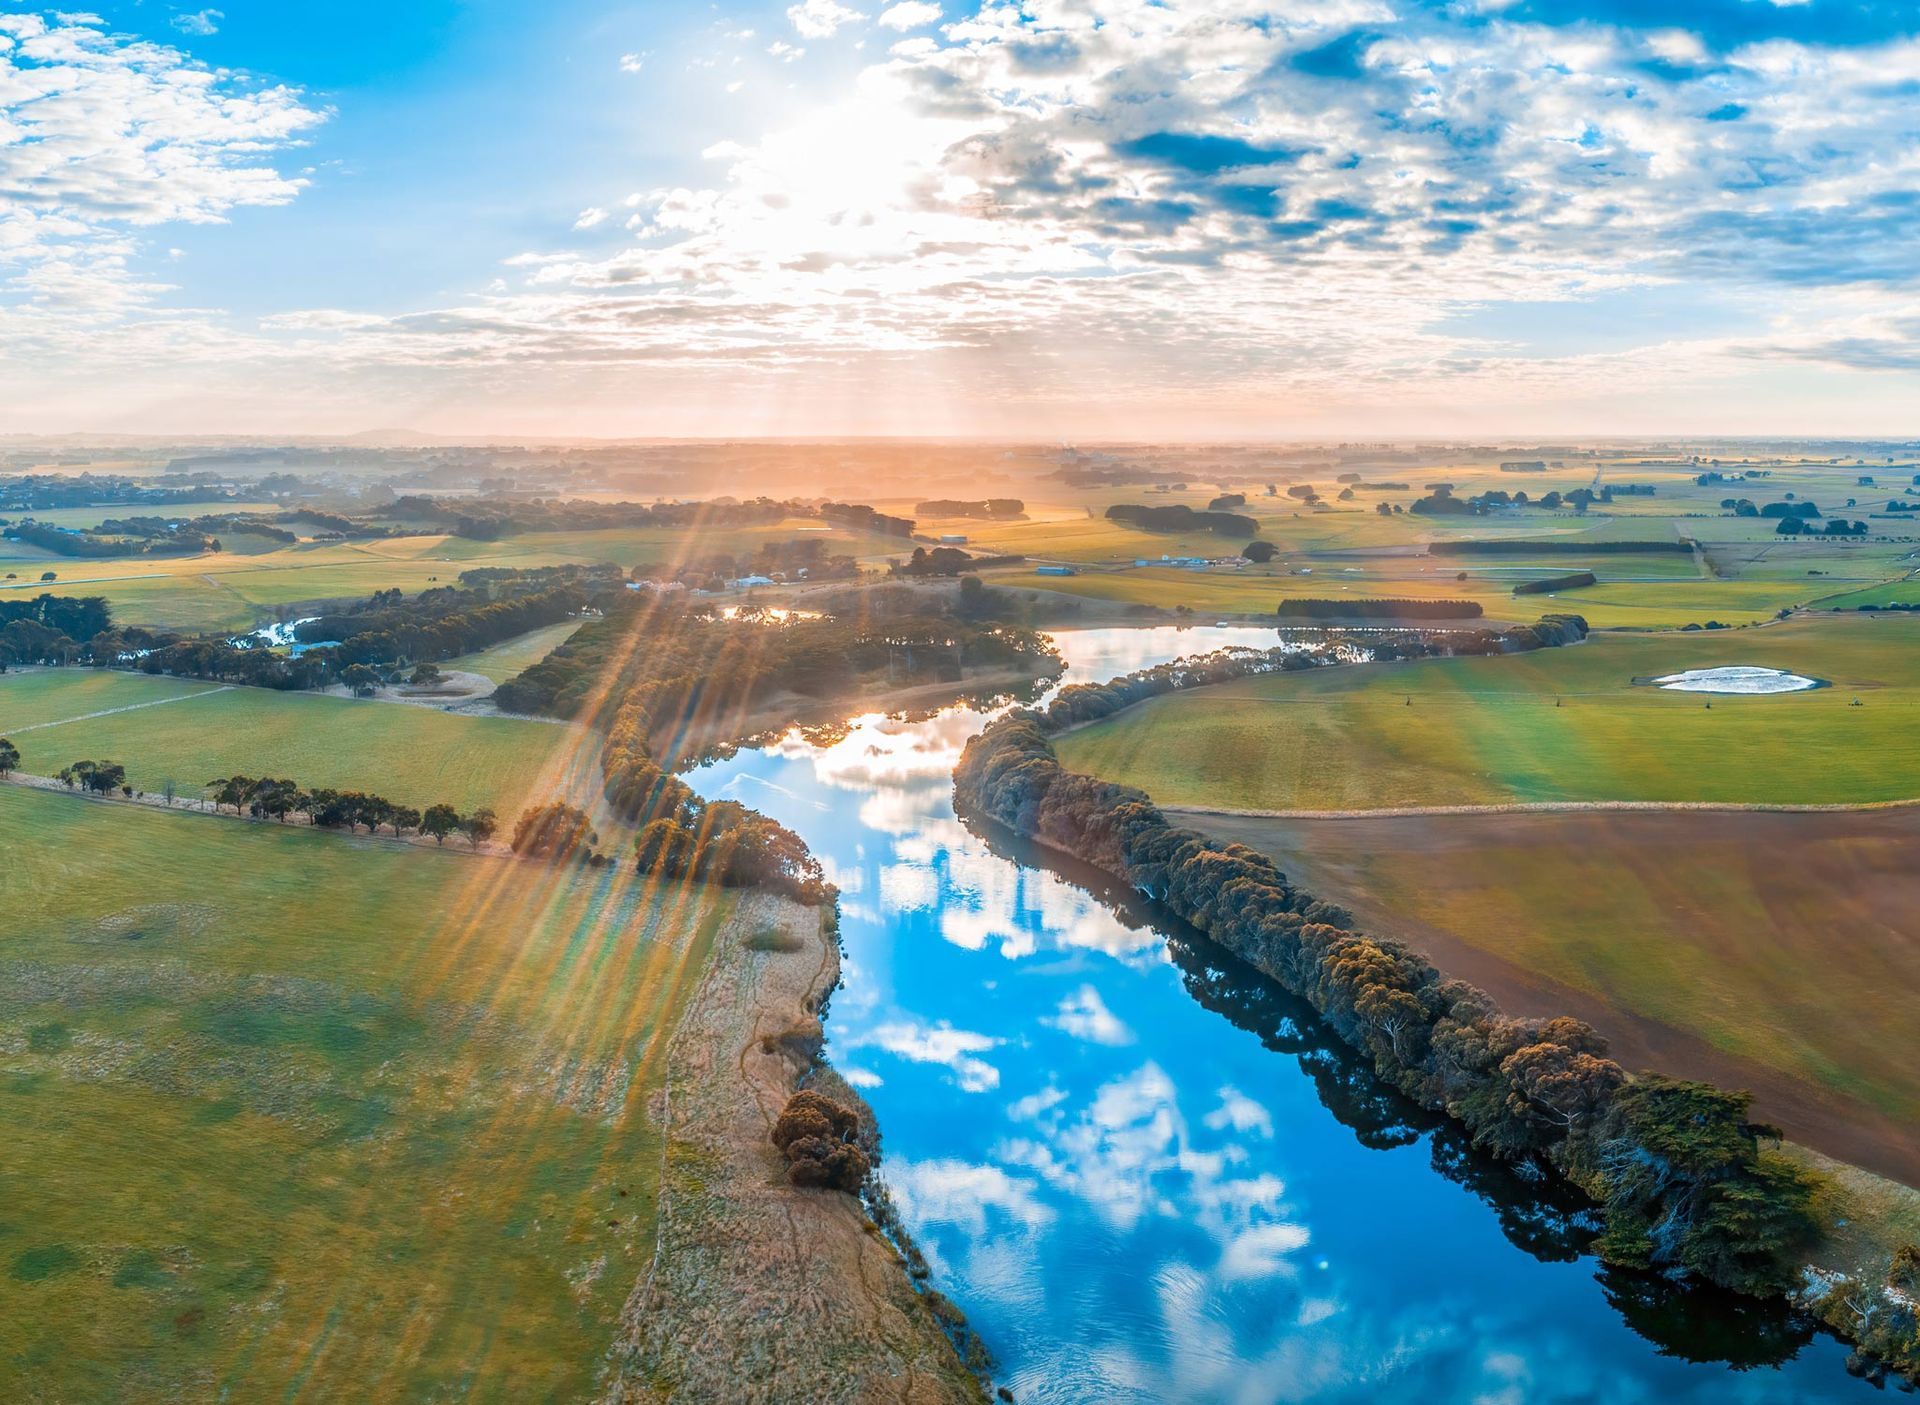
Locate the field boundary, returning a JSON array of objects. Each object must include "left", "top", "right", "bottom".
[
  {"left": 4, "top": 682, "right": 233, "bottom": 733},
  {"left": 1165, "top": 797, "right": 1920, "bottom": 820},
  {"left": 0, "top": 770, "right": 518, "bottom": 857}
]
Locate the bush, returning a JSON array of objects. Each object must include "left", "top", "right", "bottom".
[{"left": 771, "top": 1090, "right": 870, "bottom": 1192}]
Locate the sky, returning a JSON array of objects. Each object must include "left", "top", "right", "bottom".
[{"left": 2, "top": 0, "right": 1920, "bottom": 439}]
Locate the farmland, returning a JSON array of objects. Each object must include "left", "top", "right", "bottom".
[
  {"left": 1194, "top": 806, "right": 1920, "bottom": 1187},
  {"left": 0, "top": 669, "right": 586, "bottom": 815},
  {"left": 0, "top": 785, "right": 742, "bottom": 1399},
  {"left": 1055, "top": 614, "right": 1920, "bottom": 810},
  {"left": 444, "top": 620, "right": 583, "bottom": 683},
  {"left": 0, "top": 517, "right": 909, "bottom": 634}
]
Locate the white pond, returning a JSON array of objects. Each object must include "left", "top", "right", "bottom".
[{"left": 1652, "top": 665, "right": 1822, "bottom": 694}]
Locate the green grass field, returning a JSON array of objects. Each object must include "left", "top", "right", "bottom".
[
  {"left": 0, "top": 785, "right": 739, "bottom": 1399},
  {"left": 0, "top": 670, "right": 585, "bottom": 815},
  {"left": 444, "top": 621, "right": 583, "bottom": 683},
  {"left": 1056, "top": 614, "right": 1920, "bottom": 809}
]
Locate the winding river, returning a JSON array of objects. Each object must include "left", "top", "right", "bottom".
[{"left": 688, "top": 626, "right": 1871, "bottom": 1403}]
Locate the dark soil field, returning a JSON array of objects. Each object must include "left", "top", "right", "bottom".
[{"left": 1189, "top": 806, "right": 1920, "bottom": 1188}]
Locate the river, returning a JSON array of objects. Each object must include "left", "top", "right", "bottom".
[{"left": 687, "top": 625, "right": 1871, "bottom": 1403}]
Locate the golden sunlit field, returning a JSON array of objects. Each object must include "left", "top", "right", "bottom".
[{"left": 0, "top": 785, "right": 737, "bottom": 1400}]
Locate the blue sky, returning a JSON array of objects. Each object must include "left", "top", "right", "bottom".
[{"left": 3, "top": 0, "right": 1920, "bottom": 436}]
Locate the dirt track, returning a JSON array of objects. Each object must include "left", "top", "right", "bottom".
[
  {"left": 1190, "top": 805, "right": 1920, "bottom": 1190},
  {"left": 599, "top": 892, "right": 981, "bottom": 1405}
]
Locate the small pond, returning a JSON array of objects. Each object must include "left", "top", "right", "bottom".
[{"left": 1652, "top": 666, "right": 1824, "bottom": 694}]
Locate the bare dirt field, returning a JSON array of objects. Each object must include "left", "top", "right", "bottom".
[{"left": 1189, "top": 806, "right": 1920, "bottom": 1188}]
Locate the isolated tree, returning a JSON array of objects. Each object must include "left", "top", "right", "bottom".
[
  {"left": 421, "top": 803, "right": 461, "bottom": 845},
  {"left": 387, "top": 804, "right": 422, "bottom": 837},
  {"left": 461, "top": 807, "right": 498, "bottom": 848},
  {"left": 0, "top": 737, "right": 18, "bottom": 777},
  {"left": 341, "top": 663, "right": 381, "bottom": 697},
  {"left": 1241, "top": 540, "right": 1277, "bottom": 563},
  {"left": 161, "top": 776, "right": 176, "bottom": 807}
]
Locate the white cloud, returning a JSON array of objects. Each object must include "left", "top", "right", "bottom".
[
  {"left": 1203, "top": 1086, "right": 1274, "bottom": 1139},
  {"left": 1047, "top": 984, "right": 1134, "bottom": 1046},
  {"left": 877, "top": 1, "right": 941, "bottom": 29},
  {"left": 169, "top": 8, "right": 221, "bottom": 36},
  {"left": 850, "top": 1017, "right": 1002, "bottom": 1091},
  {"left": 0, "top": 8, "right": 323, "bottom": 339},
  {"left": 573, "top": 207, "right": 609, "bottom": 230},
  {"left": 788, "top": 0, "right": 865, "bottom": 39},
  {"left": 20, "top": 0, "right": 1920, "bottom": 432},
  {"left": 618, "top": 51, "right": 646, "bottom": 73},
  {"left": 885, "top": 1158, "right": 1054, "bottom": 1234}
]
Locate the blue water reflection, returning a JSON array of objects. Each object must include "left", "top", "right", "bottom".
[{"left": 687, "top": 627, "right": 1868, "bottom": 1403}]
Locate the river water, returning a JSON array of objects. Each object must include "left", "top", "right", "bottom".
[{"left": 687, "top": 626, "right": 1869, "bottom": 1403}]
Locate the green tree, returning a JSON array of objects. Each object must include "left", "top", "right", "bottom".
[
  {"left": 511, "top": 802, "right": 597, "bottom": 860},
  {"left": 421, "top": 803, "right": 461, "bottom": 845},
  {"left": 387, "top": 804, "right": 422, "bottom": 837},
  {"left": 0, "top": 737, "right": 18, "bottom": 777},
  {"left": 461, "top": 807, "right": 498, "bottom": 848},
  {"left": 341, "top": 663, "right": 381, "bottom": 697}
]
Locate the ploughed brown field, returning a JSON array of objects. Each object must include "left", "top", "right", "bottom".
[{"left": 1187, "top": 806, "right": 1920, "bottom": 1188}]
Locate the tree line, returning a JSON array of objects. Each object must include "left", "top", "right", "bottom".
[
  {"left": 1277, "top": 598, "right": 1485, "bottom": 620},
  {"left": 1513, "top": 572, "right": 1596, "bottom": 595},
  {"left": 204, "top": 774, "right": 498, "bottom": 844},
  {"left": 953, "top": 640, "right": 1827, "bottom": 1311},
  {"left": 1104, "top": 503, "right": 1259, "bottom": 537}
]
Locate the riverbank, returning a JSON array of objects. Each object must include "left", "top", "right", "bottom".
[{"left": 599, "top": 892, "right": 984, "bottom": 1404}]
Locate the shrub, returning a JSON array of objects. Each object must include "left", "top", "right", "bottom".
[{"left": 771, "top": 1090, "right": 870, "bottom": 1192}]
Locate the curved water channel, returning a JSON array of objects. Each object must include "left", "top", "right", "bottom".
[{"left": 688, "top": 626, "right": 1871, "bottom": 1403}]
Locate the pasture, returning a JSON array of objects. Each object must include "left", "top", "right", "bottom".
[
  {"left": 0, "top": 785, "right": 741, "bottom": 1399},
  {"left": 1054, "top": 614, "right": 1920, "bottom": 810},
  {"left": 0, "top": 669, "right": 586, "bottom": 816},
  {"left": 444, "top": 620, "right": 583, "bottom": 683},
  {"left": 1197, "top": 806, "right": 1920, "bottom": 1187}
]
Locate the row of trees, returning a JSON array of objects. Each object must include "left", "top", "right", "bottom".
[
  {"left": 205, "top": 773, "right": 497, "bottom": 844},
  {"left": 1277, "top": 598, "right": 1486, "bottom": 620},
  {"left": 1513, "top": 572, "right": 1597, "bottom": 595},
  {"left": 954, "top": 643, "right": 1823, "bottom": 1306},
  {"left": 1105, "top": 502, "right": 1258, "bottom": 537}
]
